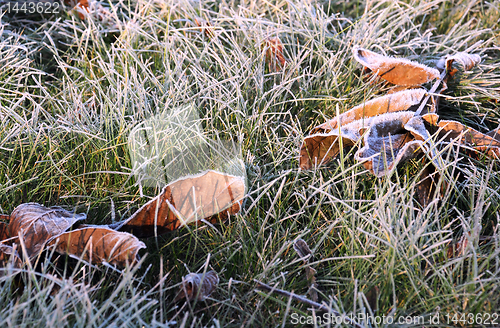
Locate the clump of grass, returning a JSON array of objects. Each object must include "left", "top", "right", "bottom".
[{"left": 1, "top": 0, "right": 499, "bottom": 326}]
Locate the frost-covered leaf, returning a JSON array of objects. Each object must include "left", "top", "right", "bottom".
[
  {"left": 48, "top": 226, "right": 146, "bottom": 268},
  {"left": 311, "top": 89, "right": 430, "bottom": 134},
  {"left": 9, "top": 203, "right": 86, "bottom": 258},
  {"left": 355, "top": 112, "right": 433, "bottom": 176},
  {"left": 302, "top": 111, "right": 434, "bottom": 176},
  {"left": 437, "top": 52, "right": 481, "bottom": 72},
  {"left": 174, "top": 270, "right": 219, "bottom": 302},
  {"left": 112, "top": 170, "right": 246, "bottom": 238},
  {"left": 293, "top": 238, "right": 312, "bottom": 260},
  {"left": 300, "top": 89, "right": 435, "bottom": 170},
  {"left": 353, "top": 47, "right": 440, "bottom": 86}
]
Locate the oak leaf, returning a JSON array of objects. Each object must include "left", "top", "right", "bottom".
[{"left": 353, "top": 47, "right": 440, "bottom": 86}]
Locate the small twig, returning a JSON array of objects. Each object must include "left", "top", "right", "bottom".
[
  {"left": 415, "top": 70, "right": 448, "bottom": 116},
  {"left": 254, "top": 280, "right": 365, "bottom": 328}
]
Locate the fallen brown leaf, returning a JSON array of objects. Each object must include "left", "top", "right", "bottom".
[
  {"left": 353, "top": 47, "right": 440, "bottom": 86},
  {"left": 310, "top": 89, "right": 429, "bottom": 134},
  {"left": 8, "top": 203, "right": 86, "bottom": 259},
  {"left": 174, "top": 270, "right": 219, "bottom": 302},
  {"left": 48, "top": 226, "right": 146, "bottom": 268},
  {"left": 355, "top": 112, "right": 434, "bottom": 176},
  {"left": 263, "top": 37, "right": 287, "bottom": 72},
  {"left": 112, "top": 170, "right": 245, "bottom": 238},
  {"left": 293, "top": 238, "right": 312, "bottom": 259},
  {"left": 437, "top": 52, "right": 481, "bottom": 73},
  {"left": 300, "top": 89, "right": 432, "bottom": 170}
]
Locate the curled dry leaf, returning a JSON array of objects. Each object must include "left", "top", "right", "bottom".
[
  {"left": 437, "top": 52, "right": 481, "bottom": 73},
  {"left": 174, "top": 270, "right": 219, "bottom": 302},
  {"left": 48, "top": 226, "right": 146, "bottom": 268},
  {"left": 263, "top": 37, "right": 287, "bottom": 72},
  {"left": 8, "top": 203, "right": 86, "bottom": 258},
  {"left": 300, "top": 89, "right": 435, "bottom": 170},
  {"left": 353, "top": 47, "right": 440, "bottom": 86},
  {"left": 112, "top": 170, "right": 246, "bottom": 238},
  {"left": 293, "top": 238, "right": 312, "bottom": 259},
  {"left": 355, "top": 112, "right": 434, "bottom": 176}
]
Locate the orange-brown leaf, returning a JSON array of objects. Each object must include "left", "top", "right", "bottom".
[
  {"left": 264, "top": 37, "right": 286, "bottom": 72},
  {"left": 174, "top": 270, "right": 219, "bottom": 302},
  {"left": 353, "top": 47, "right": 440, "bottom": 86},
  {"left": 311, "top": 89, "right": 429, "bottom": 134},
  {"left": 48, "top": 226, "right": 145, "bottom": 268},
  {"left": 113, "top": 170, "right": 246, "bottom": 238},
  {"left": 300, "top": 89, "right": 434, "bottom": 170},
  {"left": 9, "top": 203, "right": 86, "bottom": 258}
]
